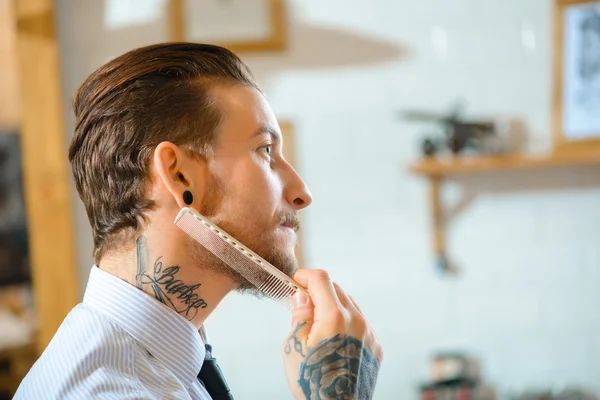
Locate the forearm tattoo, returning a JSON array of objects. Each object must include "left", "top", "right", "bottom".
[
  {"left": 298, "top": 335, "right": 380, "bottom": 400},
  {"left": 135, "top": 236, "right": 208, "bottom": 320}
]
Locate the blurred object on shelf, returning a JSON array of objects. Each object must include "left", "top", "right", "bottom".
[
  {"left": 420, "top": 352, "right": 496, "bottom": 400},
  {"left": 421, "top": 381, "right": 496, "bottom": 400},
  {"left": 399, "top": 100, "right": 526, "bottom": 158},
  {"left": 431, "top": 353, "right": 480, "bottom": 383}
]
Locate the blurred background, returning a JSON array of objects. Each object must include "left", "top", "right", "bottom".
[{"left": 2, "top": 0, "right": 600, "bottom": 399}]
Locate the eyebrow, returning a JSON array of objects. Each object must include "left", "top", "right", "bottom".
[{"left": 252, "top": 125, "right": 282, "bottom": 144}]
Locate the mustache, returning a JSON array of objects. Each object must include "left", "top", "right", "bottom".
[{"left": 279, "top": 212, "right": 300, "bottom": 232}]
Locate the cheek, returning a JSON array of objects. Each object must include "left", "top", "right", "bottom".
[
  {"left": 243, "top": 167, "right": 281, "bottom": 216},
  {"left": 219, "top": 162, "right": 282, "bottom": 222}
]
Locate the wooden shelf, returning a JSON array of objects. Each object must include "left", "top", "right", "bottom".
[
  {"left": 408, "top": 151, "right": 600, "bottom": 273},
  {"left": 409, "top": 152, "right": 600, "bottom": 177}
]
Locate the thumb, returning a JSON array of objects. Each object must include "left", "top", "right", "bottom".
[
  {"left": 290, "top": 291, "right": 313, "bottom": 331},
  {"left": 284, "top": 292, "right": 314, "bottom": 357}
]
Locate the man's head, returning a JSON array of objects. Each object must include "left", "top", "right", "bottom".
[
  {"left": 580, "top": 10, "right": 600, "bottom": 81},
  {"left": 69, "top": 43, "right": 312, "bottom": 288}
]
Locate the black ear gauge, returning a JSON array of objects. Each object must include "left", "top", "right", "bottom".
[{"left": 183, "top": 190, "right": 194, "bottom": 205}]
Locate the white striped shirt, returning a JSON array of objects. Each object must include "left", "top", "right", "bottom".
[{"left": 14, "top": 266, "right": 213, "bottom": 399}]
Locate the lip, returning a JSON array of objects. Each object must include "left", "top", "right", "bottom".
[{"left": 279, "top": 224, "right": 299, "bottom": 232}]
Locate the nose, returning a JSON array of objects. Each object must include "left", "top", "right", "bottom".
[{"left": 283, "top": 164, "right": 313, "bottom": 210}]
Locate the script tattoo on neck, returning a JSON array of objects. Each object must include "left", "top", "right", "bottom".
[
  {"left": 135, "top": 236, "right": 208, "bottom": 320},
  {"left": 298, "top": 335, "right": 380, "bottom": 400}
]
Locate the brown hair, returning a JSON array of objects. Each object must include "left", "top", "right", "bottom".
[{"left": 69, "top": 43, "right": 259, "bottom": 261}]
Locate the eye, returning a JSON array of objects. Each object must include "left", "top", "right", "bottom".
[{"left": 259, "top": 144, "right": 273, "bottom": 155}]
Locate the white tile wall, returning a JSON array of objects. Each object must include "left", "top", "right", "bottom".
[{"left": 57, "top": 0, "right": 600, "bottom": 398}]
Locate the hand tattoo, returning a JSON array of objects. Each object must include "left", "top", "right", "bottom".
[
  {"left": 298, "top": 335, "right": 380, "bottom": 400},
  {"left": 285, "top": 322, "right": 306, "bottom": 356},
  {"left": 135, "top": 236, "right": 208, "bottom": 320}
]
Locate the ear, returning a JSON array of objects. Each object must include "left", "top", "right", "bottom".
[{"left": 152, "top": 141, "right": 205, "bottom": 209}]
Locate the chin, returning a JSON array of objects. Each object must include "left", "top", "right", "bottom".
[
  {"left": 263, "top": 246, "right": 298, "bottom": 277},
  {"left": 235, "top": 255, "right": 298, "bottom": 296},
  {"left": 212, "top": 234, "right": 297, "bottom": 292}
]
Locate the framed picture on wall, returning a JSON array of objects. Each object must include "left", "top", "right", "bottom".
[
  {"left": 168, "top": 0, "right": 287, "bottom": 53},
  {"left": 554, "top": 0, "right": 600, "bottom": 154}
]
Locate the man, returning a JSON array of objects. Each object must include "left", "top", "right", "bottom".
[{"left": 14, "top": 43, "right": 383, "bottom": 399}]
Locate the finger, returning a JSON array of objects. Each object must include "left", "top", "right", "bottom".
[
  {"left": 332, "top": 282, "right": 353, "bottom": 310},
  {"left": 288, "top": 291, "right": 314, "bottom": 347},
  {"left": 293, "top": 269, "right": 342, "bottom": 311},
  {"left": 368, "top": 327, "right": 384, "bottom": 364},
  {"left": 348, "top": 294, "right": 364, "bottom": 316},
  {"left": 332, "top": 283, "right": 365, "bottom": 319},
  {"left": 291, "top": 291, "right": 314, "bottom": 327}
]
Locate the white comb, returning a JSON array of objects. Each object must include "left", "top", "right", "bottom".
[{"left": 174, "top": 207, "right": 309, "bottom": 309}]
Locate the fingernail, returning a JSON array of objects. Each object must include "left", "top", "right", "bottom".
[{"left": 292, "top": 292, "right": 309, "bottom": 309}]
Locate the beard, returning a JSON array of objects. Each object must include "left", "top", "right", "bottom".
[{"left": 186, "top": 172, "right": 299, "bottom": 293}]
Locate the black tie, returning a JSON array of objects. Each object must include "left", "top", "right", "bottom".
[{"left": 198, "top": 344, "right": 234, "bottom": 400}]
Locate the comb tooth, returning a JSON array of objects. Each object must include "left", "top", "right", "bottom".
[
  {"left": 273, "top": 280, "right": 289, "bottom": 298},
  {"left": 271, "top": 285, "right": 287, "bottom": 301},
  {"left": 278, "top": 295, "right": 291, "bottom": 307},
  {"left": 281, "top": 297, "right": 293, "bottom": 310},
  {"left": 266, "top": 281, "right": 282, "bottom": 299},
  {"left": 268, "top": 283, "right": 282, "bottom": 300},
  {"left": 283, "top": 287, "right": 294, "bottom": 300},
  {"left": 267, "top": 275, "right": 281, "bottom": 294},
  {"left": 260, "top": 274, "right": 278, "bottom": 294},
  {"left": 274, "top": 291, "right": 291, "bottom": 307},
  {"left": 283, "top": 292, "right": 293, "bottom": 304},
  {"left": 278, "top": 283, "right": 290, "bottom": 299},
  {"left": 272, "top": 283, "right": 288, "bottom": 301},
  {"left": 260, "top": 279, "right": 275, "bottom": 297},
  {"left": 278, "top": 294, "right": 291, "bottom": 305}
]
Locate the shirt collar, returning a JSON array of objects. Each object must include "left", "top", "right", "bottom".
[{"left": 83, "top": 266, "right": 205, "bottom": 388}]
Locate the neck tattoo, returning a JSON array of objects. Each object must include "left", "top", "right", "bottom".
[{"left": 135, "top": 236, "right": 208, "bottom": 320}]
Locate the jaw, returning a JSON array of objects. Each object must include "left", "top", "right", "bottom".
[{"left": 184, "top": 222, "right": 299, "bottom": 292}]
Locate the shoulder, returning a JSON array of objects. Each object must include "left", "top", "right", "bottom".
[
  {"left": 44, "top": 302, "right": 136, "bottom": 363},
  {"left": 14, "top": 303, "right": 149, "bottom": 399}
]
